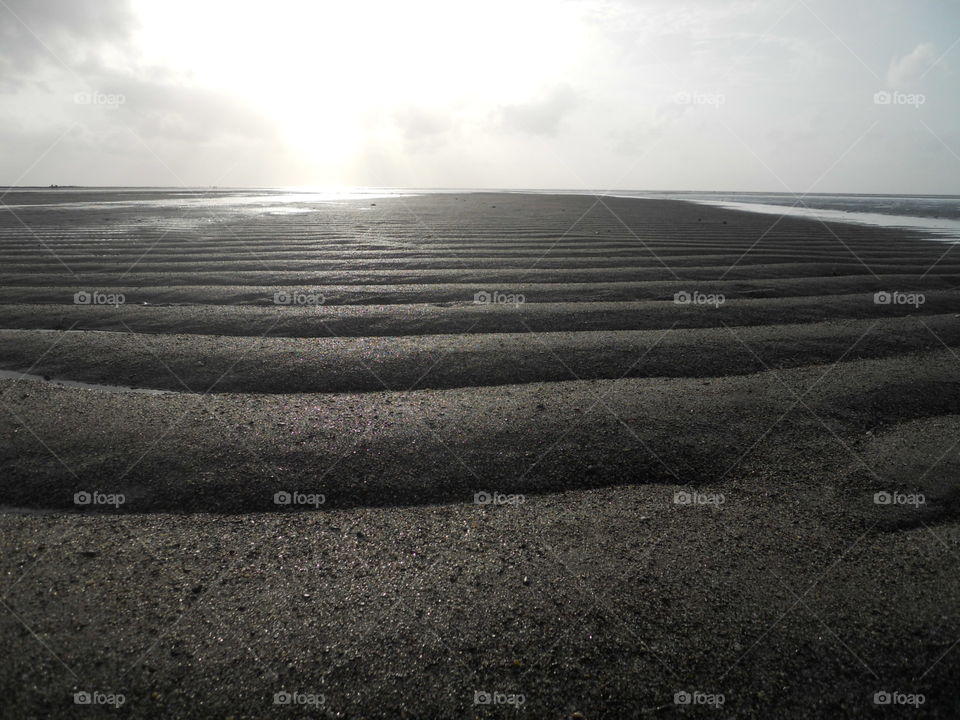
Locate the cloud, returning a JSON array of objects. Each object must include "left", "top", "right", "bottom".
[
  {"left": 391, "top": 106, "right": 453, "bottom": 151},
  {"left": 886, "top": 42, "right": 937, "bottom": 86},
  {"left": 497, "top": 85, "right": 579, "bottom": 136},
  {"left": 111, "top": 78, "right": 278, "bottom": 143},
  {"left": 0, "top": 0, "right": 134, "bottom": 87},
  {"left": 0, "top": 0, "right": 288, "bottom": 184}
]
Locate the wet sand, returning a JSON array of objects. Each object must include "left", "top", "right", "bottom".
[{"left": 1, "top": 191, "right": 959, "bottom": 718}]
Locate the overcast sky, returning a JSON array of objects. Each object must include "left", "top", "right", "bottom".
[{"left": 1, "top": 0, "right": 957, "bottom": 192}]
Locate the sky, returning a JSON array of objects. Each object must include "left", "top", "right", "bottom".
[{"left": 0, "top": 0, "right": 958, "bottom": 193}]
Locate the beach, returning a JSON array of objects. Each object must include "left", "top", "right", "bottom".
[{"left": 1, "top": 191, "right": 959, "bottom": 718}]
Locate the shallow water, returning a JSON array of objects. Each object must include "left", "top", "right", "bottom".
[
  {"left": 0, "top": 188, "right": 418, "bottom": 212},
  {"left": 607, "top": 190, "right": 960, "bottom": 243},
  {"left": 685, "top": 199, "right": 960, "bottom": 243}
]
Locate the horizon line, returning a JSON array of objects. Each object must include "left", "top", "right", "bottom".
[{"left": 3, "top": 186, "right": 960, "bottom": 198}]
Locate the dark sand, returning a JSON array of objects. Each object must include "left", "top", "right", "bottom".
[{"left": 1, "top": 191, "right": 959, "bottom": 718}]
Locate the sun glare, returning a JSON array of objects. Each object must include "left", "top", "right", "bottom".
[{"left": 131, "top": 0, "right": 584, "bottom": 172}]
